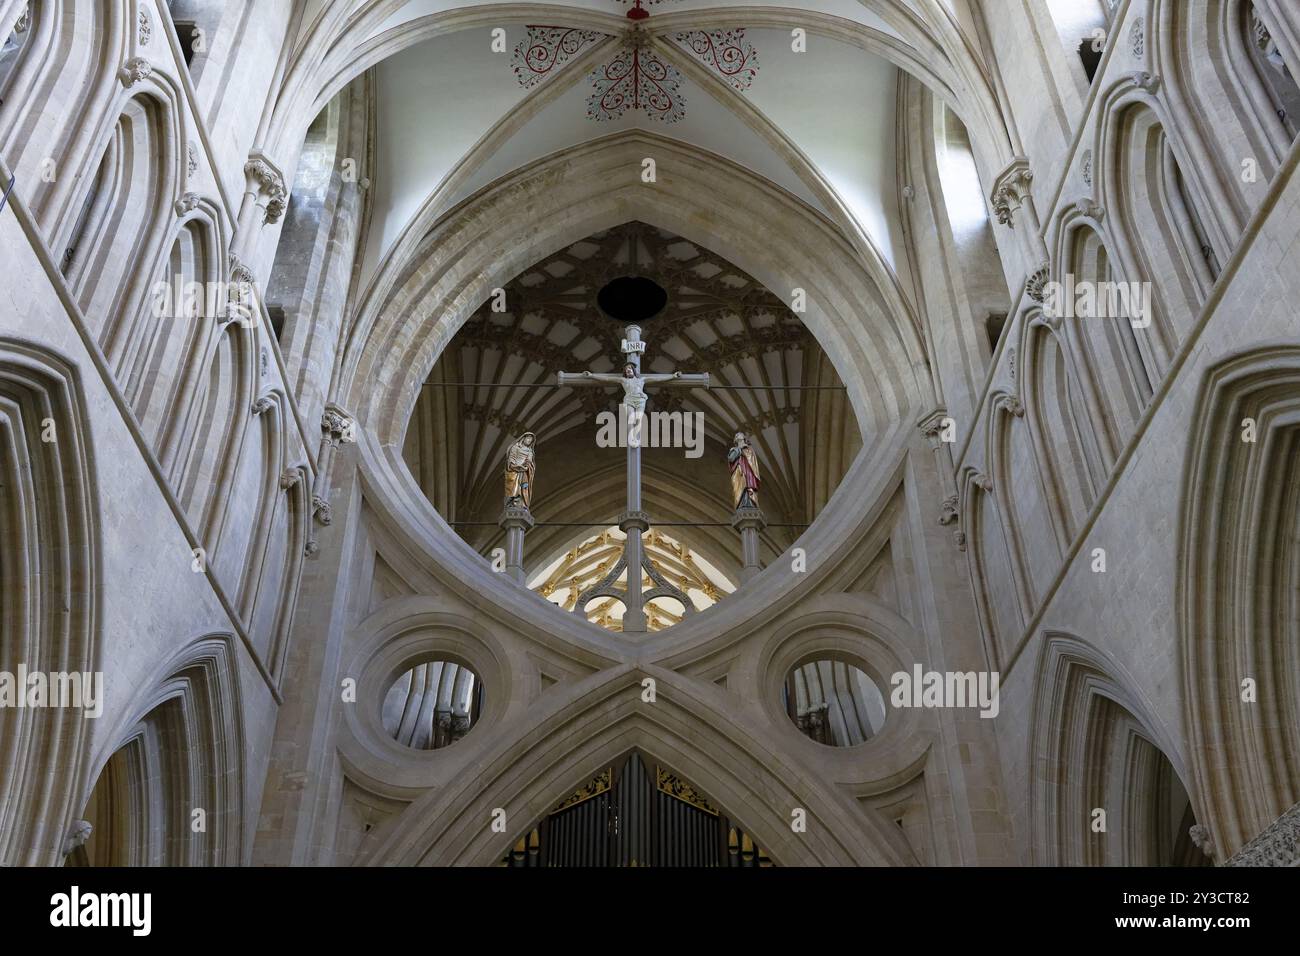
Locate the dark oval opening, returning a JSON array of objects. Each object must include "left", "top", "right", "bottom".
[{"left": 597, "top": 275, "right": 668, "bottom": 323}]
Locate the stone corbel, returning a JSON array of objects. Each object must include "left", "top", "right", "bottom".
[
  {"left": 174, "top": 192, "right": 201, "bottom": 217},
  {"left": 118, "top": 57, "right": 152, "bottom": 87},
  {"left": 990, "top": 157, "right": 1033, "bottom": 227},
  {"left": 226, "top": 252, "right": 257, "bottom": 320},
  {"left": 62, "top": 821, "right": 93, "bottom": 858},
  {"left": 1077, "top": 198, "right": 1105, "bottom": 222},
  {"left": 321, "top": 404, "right": 355, "bottom": 447},
  {"left": 251, "top": 395, "right": 275, "bottom": 416},
  {"left": 1002, "top": 395, "right": 1026, "bottom": 418},
  {"left": 939, "top": 494, "right": 959, "bottom": 526},
  {"left": 244, "top": 150, "right": 288, "bottom": 225},
  {"left": 279, "top": 468, "right": 303, "bottom": 490},
  {"left": 311, "top": 494, "right": 332, "bottom": 526},
  {"left": 1130, "top": 71, "right": 1161, "bottom": 95},
  {"left": 1026, "top": 261, "right": 1051, "bottom": 303},
  {"left": 917, "top": 408, "right": 951, "bottom": 450}
]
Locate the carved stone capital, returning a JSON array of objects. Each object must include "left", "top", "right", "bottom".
[
  {"left": 228, "top": 251, "right": 256, "bottom": 287},
  {"left": 939, "top": 494, "right": 959, "bottom": 526},
  {"left": 1026, "top": 261, "right": 1051, "bottom": 303},
  {"left": 990, "top": 157, "right": 1033, "bottom": 227},
  {"left": 971, "top": 472, "right": 993, "bottom": 492},
  {"left": 1077, "top": 198, "right": 1105, "bottom": 222},
  {"left": 280, "top": 468, "right": 303, "bottom": 490},
  {"left": 62, "top": 820, "right": 93, "bottom": 857},
  {"left": 251, "top": 396, "right": 275, "bottom": 416},
  {"left": 1130, "top": 71, "right": 1161, "bottom": 94},
  {"left": 304, "top": 538, "right": 320, "bottom": 558},
  {"left": 174, "top": 192, "right": 201, "bottom": 217},
  {"left": 312, "top": 494, "right": 333, "bottom": 526},
  {"left": 118, "top": 57, "right": 152, "bottom": 87},
  {"left": 618, "top": 510, "right": 651, "bottom": 533},
  {"left": 1003, "top": 395, "right": 1026, "bottom": 418},
  {"left": 953, "top": 530, "right": 967, "bottom": 552},
  {"left": 244, "top": 151, "right": 288, "bottom": 225},
  {"left": 1188, "top": 824, "right": 1215, "bottom": 860},
  {"left": 730, "top": 506, "right": 767, "bottom": 532},
  {"left": 499, "top": 505, "right": 535, "bottom": 531},
  {"left": 321, "top": 404, "right": 355, "bottom": 446},
  {"left": 917, "top": 408, "right": 950, "bottom": 446}
]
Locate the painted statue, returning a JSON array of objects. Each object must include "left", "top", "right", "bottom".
[
  {"left": 574, "top": 363, "right": 687, "bottom": 414},
  {"left": 504, "top": 432, "right": 537, "bottom": 510},
  {"left": 728, "top": 431, "right": 760, "bottom": 510}
]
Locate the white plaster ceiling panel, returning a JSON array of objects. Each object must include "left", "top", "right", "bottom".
[
  {"left": 370, "top": 0, "right": 619, "bottom": 40},
  {"left": 361, "top": 26, "right": 534, "bottom": 282},
  {"left": 367, "top": 0, "right": 903, "bottom": 43},
  {"left": 741, "top": 29, "right": 910, "bottom": 280},
  {"left": 440, "top": 53, "right": 829, "bottom": 217}
]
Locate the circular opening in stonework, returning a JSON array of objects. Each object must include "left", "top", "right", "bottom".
[
  {"left": 382, "top": 659, "right": 483, "bottom": 750},
  {"left": 781, "top": 659, "right": 886, "bottom": 748},
  {"left": 597, "top": 275, "right": 668, "bottom": 322}
]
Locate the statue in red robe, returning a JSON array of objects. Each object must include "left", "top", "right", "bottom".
[{"left": 728, "top": 431, "right": 760, "bottom": 510}]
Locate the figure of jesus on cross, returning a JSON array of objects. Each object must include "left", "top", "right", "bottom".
[{"left": 557, "top": 324, "right": 708, "bottom": 632}]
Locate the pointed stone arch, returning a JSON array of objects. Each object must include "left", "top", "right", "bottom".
[
  {"left": 0, "top": 0, "right": 133, "bottom": 236},
  {"left": 1177, "top": 345, "right": 1300, "bottom": 857},
  {"left": 76, "top": 632, "right": 248, "bottom": 866},
  {"left": 0, "top": 339, "right": 100, "bottom": 866},
  {"left": 341, "top": 132, "right": 931, "bottom": 453},
  {"left": 1018, "top": 312, "right": 1101, "bottom": 544},
  {"left": 1027, "top": 632, "right": 1200, "bottom": 865},
  {"left": 361, "top": 674, "right": 913, "bottom": 867}
]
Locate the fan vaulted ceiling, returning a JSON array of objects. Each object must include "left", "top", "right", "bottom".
[{"left": 403, "top": 221, "right": 861, "bottom": 576}]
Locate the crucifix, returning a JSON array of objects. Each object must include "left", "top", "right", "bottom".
[{"left": 557, "top": 324, "right": 709, "bottom": 632}]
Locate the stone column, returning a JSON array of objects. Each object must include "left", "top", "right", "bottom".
[
  {"left": 307, "top": 403, "right": 354, "bottom": 555},
  {"left": 731, "top": 506, "right": 767, "bottom": 582},
  {"left": 497, "top": 505, "right": 534, "bottom": 585},
  {"left": 235, "top": 149, "right": 287, "bottom": 260},
  {"left": 919, "top": 407, "right": 966, "bottom": 552},
  {"left": 989, "top": 157, "right": 1050, "bottom": 295},
  {"left": 620, "top": 509, "right": 650, "bottom": 633}
]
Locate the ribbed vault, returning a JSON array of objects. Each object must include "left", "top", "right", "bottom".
[{"left": 402, "top": 219, "right": 863, "bottom": 608}]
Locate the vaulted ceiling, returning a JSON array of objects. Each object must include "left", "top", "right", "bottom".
[
  {"left": 354, "top": 5, "right": 912, "bottom": 297},
  {"left": 403, "top": 221, "right": 861, "bottom": 575}
]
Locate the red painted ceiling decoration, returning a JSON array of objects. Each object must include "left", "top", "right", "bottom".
[
  {"left": 512, "top": 26, "right": 606, "bottom": 89},
  {"left": 588, "top": 29, "right": 685, "bottom": 123},
  {"left": 671, "top": 29, "right": 759, "bottom": 92},
  {"left": 509, "top": 2, "right": 757, "bottom": 123}
]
